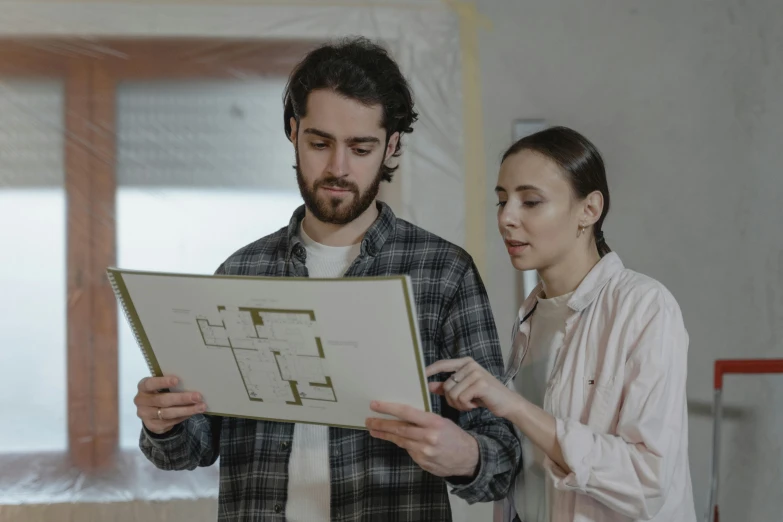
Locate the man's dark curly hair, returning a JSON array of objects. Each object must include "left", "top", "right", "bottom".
[{"left": 283, "top": 36, "right": 418, "bottom": 183}]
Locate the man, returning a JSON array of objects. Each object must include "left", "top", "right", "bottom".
[{"left": 134, "top": 36, "right": 520, "bottom": 521}]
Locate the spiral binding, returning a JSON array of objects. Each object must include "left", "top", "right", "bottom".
[{"left": 107, "top": 270, "right": 156, "bottom": 376}]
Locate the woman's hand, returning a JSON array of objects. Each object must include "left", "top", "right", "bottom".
[
  {"left": 428, "top": 357, "right": 570, "bottom": 473},
  {"left": 426, "top": 357, "right": 521, "bottom": 419}
]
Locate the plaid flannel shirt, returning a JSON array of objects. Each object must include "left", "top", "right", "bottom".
[{"left": 140, "top": 202, "right": 521, "bottom": 521}]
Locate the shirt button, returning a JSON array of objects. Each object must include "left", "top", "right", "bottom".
[
  {"left": 332, "top": 449, "right": 340, "bottom": 457},
  {"left": 274, "top": 504, "right": 283, "bottom": 514},
  {"left": 280, "top": 441, "right": 290, "bottom": 450}
]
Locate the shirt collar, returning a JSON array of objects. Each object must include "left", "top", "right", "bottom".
[
  {"left": 518, "top": 252, "right": 625, "bottom": 319},
  {"left": 284, "top": 200, "right": 396, "bottom": 259}
]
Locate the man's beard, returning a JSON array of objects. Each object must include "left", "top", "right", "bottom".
[{"left": 295, "top": 144, "right": 383, "bottom": 225}]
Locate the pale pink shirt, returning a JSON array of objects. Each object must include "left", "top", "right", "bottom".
[{"left": 494, "top": 252, "right": 697, "bottom": 522}]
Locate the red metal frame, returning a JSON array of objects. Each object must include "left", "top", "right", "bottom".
[
  {"left": 706, "top": 358, "right": 783, "bottom": 522},
  {"left": 714, "top": 359, "right": 783, "bottom": 389}
]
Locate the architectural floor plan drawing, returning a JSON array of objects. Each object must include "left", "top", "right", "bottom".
[
  {"left": 195, "top": 306, "right": 336, "bottom": 406},
  {"left": 109, "top": 268, "right": 430, "bottom": 428}
]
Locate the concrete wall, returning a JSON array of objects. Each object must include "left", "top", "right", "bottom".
[{"left": 477, "top": 1, "right": 783, "bottom": 520}]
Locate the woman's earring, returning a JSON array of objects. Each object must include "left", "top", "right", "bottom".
[{"left": 577, "top": 225, "right": 585, "bottom": 237}]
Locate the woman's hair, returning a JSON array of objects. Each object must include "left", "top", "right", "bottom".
[{"left": 502, "top": 126, "right": 611, "bottom": 257}]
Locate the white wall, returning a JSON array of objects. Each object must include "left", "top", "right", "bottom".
[{"left": 477, "top": 0, "right": 783, "bottom": 520}]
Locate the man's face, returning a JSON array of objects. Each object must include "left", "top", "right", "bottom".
[{"left": 290, "top": 89, "right": 399, "bottom": 225}]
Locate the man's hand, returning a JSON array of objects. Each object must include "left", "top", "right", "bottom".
[
  {"left": 365, "top": 401, "right": 479, "bottom": 478},
  {"left": 134, "top": 375, "right": 207, "bottom": 435}
]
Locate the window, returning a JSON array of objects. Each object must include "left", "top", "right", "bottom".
[
  {"left": 0, "top": 38, "right": 314, "bottom": 469},
  {"left": 115, "top": 79, "right": 302, "bottom": 447},
  {"left": 0, "top": 79, "right": 67, "bottom": 452}
]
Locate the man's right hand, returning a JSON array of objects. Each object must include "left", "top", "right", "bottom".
[{"left": 135, "top": 375, "right": 207, "bottom": 435}]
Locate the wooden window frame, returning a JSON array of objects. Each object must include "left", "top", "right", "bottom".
[{"left": 0, "top": 38, "right": 315, "bottom": 471}]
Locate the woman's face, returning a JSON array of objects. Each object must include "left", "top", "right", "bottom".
[{"left": 495, "top": 149, "right": 588, "bottom": 272}]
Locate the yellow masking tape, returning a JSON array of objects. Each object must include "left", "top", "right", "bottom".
[{"left": 444, "top": 0, "right": 491, "bottom": 279}]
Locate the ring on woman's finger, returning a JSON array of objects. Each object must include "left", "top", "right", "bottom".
[
  {"left": 450, "top": 374, "right": 460, "bottom": 384},
  {"left": 157, "top": 408, "right": 163, "bottom": 420}
]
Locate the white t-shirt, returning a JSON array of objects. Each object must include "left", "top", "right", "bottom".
[
  {"left": 512, "top": 290, "right": 573, "bottom": 522},
  {"left": 285, "top": 223, "right": 361, "bottom": 522}
]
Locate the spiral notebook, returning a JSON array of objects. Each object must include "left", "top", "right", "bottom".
[{"left": 107, "top": 267, "right": 431, "bottom": 429}]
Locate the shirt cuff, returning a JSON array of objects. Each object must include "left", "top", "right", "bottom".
[
  {"left": 142, "top": 422, "right": 185, "bottom": 446},
  {"left": 446, "top": 432, "right": 492, "bottom": 500},
  {"left": 544, "top": 417, "right": 594, "bottom": 492}
]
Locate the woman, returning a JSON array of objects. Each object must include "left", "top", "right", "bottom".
[{"left": 427, "top": 127, "right": 696, "bottom": 522}]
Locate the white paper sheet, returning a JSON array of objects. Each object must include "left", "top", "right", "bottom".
[{"left": 108, "top": 268, "right": 430, "bottom": 429}]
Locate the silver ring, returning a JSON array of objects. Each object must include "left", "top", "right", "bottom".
[
  {"left": 157, "top": 408, "right": 163, "bottom": 420},
  {"left": 450, "top": 375, "right": 460, "bottom": 384}
]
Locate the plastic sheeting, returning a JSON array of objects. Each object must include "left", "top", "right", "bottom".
[
  {"left": 0, "top": 451, "right": 219, "bottom": 504},
  {"left": 0, "top": 0, "right": 466, "bottom": 507}
]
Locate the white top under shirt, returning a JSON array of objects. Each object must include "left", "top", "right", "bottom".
[
  {"left": 285, "top": 223, "right": 361, "bottom": 522},
  {"left": 512, "top": 290, "right": 573, "bottom": 522}
]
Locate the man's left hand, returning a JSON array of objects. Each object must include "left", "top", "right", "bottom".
[{"left": 366, "top": 401, "right": 479, "bottom": 478}]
